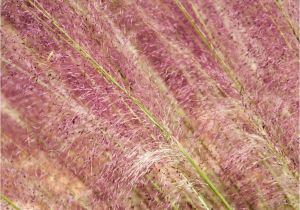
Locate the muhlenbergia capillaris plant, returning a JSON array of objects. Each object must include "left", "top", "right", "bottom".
[{"left": 1, "top": 0, "right": 299, "bottom": 209}]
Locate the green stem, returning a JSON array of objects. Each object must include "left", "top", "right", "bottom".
[{"left": 0, "top": 193, "right": 21, "bottom": 210}]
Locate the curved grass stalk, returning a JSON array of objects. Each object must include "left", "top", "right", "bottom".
[
  {"left": 181, "top": 174, "right": 211, "bottom": 210},
  {"left": 26, "top": 1, "right": 233, "bottom": 209},
  {"left": 0, "top": 193, "right": 21, "bottom": 210},
  {"left": 175, "top": 142, "right": 232, "bottom": 209},
  {"left": 92, "top": 5, "right": 254, "bottom": 207},
  {"left": 64, "top": 4, "right": 252, "bottom": 208},
  {"left": 63, "top": 4, "right": 250, "bottom": 208}
]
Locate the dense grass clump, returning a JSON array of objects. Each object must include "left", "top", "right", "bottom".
[{"left": 1, "top": 0, "right": 299, "bottom": 209}]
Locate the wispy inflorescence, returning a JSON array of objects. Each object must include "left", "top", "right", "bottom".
[{"left": 1, "top": 0, "right": 299, "bottom": 209}]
